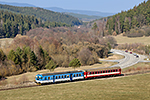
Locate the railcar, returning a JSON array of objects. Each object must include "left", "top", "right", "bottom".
[
  {"left": 35, "top": 70, "right": 84, "bottom": 85},
  {"left": 83, "top": 66, "right": 121, "bottom": 79}
]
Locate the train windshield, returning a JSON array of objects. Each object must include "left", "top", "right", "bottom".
[{"left": 35, "top": 76, "right": 42, "bottom": 80}]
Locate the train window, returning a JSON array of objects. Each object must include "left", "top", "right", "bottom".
[
  {"left": 74, "top": 74, "right": 75, "bottom": 77},
  {"left": 56, "top": 76, "right": 57, "bottom": 79},
  {"left": 90, "top": 72, "right": 91, "bottom": 74},
  {"left": 67, "top": 75, "right": 69, "bottom": 78},
  {"left": 106, "top": 71, "right": 107, "bottom": 73},
  {"left": 95, "top": 72, "right": 97, "bottom": 74},
  {"left": 79, "top": 74, "right": 81, "bottom": 76},
  {"left": 116, "top": 69, "right": 118, "bottom": 72},
  {"left": 108, "top": 70, "right": 110, "bottom": 73},
  {"left": 111, "top": 70, "right": 112, "bottom": 72},
  {"left": 48, "top": 77, "right": 50, "bottom": 80},
  {"left": 59, "top": 76, "right": 61, "bottom": 79},
  {"left": 77, "top": 74, "right": 78, "bottom": 77},
  {"left": 103, "top": 71, "right": 105, "bottom": 73},
  {"left": 113, "top": 70, "right": 115, "bottom": 72},
  {"left": 65, "top": 75, "right": 66, "bottom": 78},
  {"left": 45, "top": 77, "right": 47, "bottom": 80},
  {"left": 62, "top": 76, "right": 63, "bottom": 78}
]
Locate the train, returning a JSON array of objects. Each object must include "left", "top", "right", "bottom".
[{"left": 34, "top": 66, "right": 121, "bottom": 85}]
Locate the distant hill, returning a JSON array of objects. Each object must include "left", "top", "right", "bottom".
[
  {"left": 0, "top": 4, "right": 82, "bottom": 26},
  {"left": 63, "top": 12, "right": 103, "bottom": 22},
  {"left": 45, "top": 7, "right": 115, "bottom": 17},
  {"left": 0, "top": 1, "right": 114, "bottom": 22},
  {"left": 0, "top": 1, "right": 36, "bottom": 7}
]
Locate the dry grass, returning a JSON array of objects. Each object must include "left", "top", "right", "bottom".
[
  {"left": 122, "top": 62, "right": 150, "bottom": 74},
  {"left": 113, "top": 34, "right": 150, "bottom": 45},
  {"left": 2, "top": 61, "right": 117, "bottom": 86},
  {"left": 100, "top": 53, "right": 124, "bottom": 60},
  {"left": 0, "top": 73, "right": 150, "bottom": 100}
]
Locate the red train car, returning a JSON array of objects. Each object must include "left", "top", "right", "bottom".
[{"left": 84, "top": 66, "right": 121, "bottom": 79}]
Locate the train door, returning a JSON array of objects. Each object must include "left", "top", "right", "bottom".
[{"left": 70, "top": 74, "right": 73, "bottom": 81}]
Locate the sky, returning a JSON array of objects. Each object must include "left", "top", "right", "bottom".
[{"left": 0, "top": 0, "right": 148, "bottom": 13}]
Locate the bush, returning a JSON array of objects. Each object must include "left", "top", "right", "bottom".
[{"left": 127, "top": 33, "right": 144, "bottom": 37}]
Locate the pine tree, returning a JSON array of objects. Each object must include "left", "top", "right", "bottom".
[
  {"left": 45, "top": 60, "right": 56, "bottom": 72},
  {"left": 123, "top": 19, "right": 130, "bottom": 32},
  {"left": 0, "top": 49, "right": 6, "bottom": 61},
  {"left": 69, "top": 58, "right": 81, "bottom": 70}
]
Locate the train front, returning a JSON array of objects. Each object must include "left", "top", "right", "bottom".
[{"left": 34, "top": 74, "right": 43, "bottom": 85}]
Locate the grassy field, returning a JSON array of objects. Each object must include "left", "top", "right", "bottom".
[
  {"left": 122, "top": 62, "right": 150, "bottom": 74},
  {"left": 0, "top": 73, "right": 150, "bottom": 100},
  {"left": 113, "top": 34, "right": 150, "bottom": 45}
]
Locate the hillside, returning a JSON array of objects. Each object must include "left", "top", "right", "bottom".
[
  {"left": 0, "top": 4, "right": 82, "bottom": 26},
  {"left": 45, "top": 7, "right": 115, "bottom": 17},
  {"left": 106, "top": 0, "right": 150, "bottom": 36},
  {"left": 64, "top": 12, "right": 103, "bottom": 22}
]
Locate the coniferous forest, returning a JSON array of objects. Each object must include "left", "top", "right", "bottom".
[
  {"left": 106, "top": 0, "right": 150, "bottom": 37},
  {"left": 0, "top": 4, "right": 83, "bottom": 26}
]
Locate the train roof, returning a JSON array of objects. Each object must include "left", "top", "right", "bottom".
[
  {"left": 84, "top": 66, "right": 121, "bottom": 72},
  {"left": 41, "top": 70, "right": 83, "bottom": 76}
]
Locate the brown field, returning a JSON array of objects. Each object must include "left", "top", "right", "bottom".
[
  {"left": 0, "top": 72, "right": 150, "bottom": 100},
  {"left": 113, "top": 34, "right": 150, "bottom": 45}
]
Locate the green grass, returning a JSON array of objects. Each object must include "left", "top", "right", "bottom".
[{"left": 0, "top": 73, "right": 150, "bottom": 100}]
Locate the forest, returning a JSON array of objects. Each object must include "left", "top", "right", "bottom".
[
  {"left": 0, "top": 10, "right": 71, "bottom": 38},
  {"left": 0, "top": 26, "right": 117, "bottom": 78},
  {"left": 0, "top": 4, "right": 83, "bottom": 26},
  {"left": 106, "top": 0, "right": 150, "bottom": 37}
]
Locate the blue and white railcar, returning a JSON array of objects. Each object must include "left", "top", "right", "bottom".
[{"left": 35, "top": 70, "right": 84, "bottom": 85}]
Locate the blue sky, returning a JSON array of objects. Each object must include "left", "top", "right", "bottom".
[{"left": 0, "top": 0, "right": 148, "bottom": 13}]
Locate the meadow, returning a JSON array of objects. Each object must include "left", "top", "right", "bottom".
[
  {"left": 113, "top": 34, "right": 150, "bottom": 45},
  {"left": 0, "top": 72, "right": 150, "bottom": 100}
]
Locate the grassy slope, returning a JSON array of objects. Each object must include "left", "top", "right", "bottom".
[
  {"left": 0, "top": 73, "right": 150, "bottom": 100},
  {"left": 113, "top": 34, "right": 150, "bottom": 45}
]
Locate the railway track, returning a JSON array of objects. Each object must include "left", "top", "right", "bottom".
[{"left": 1, "top": 71, "right": 150, "bottom": 91}]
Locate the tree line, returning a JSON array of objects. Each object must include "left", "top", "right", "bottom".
[{"left": 106, "top": 0, "right": 150, "bottom": 36}]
